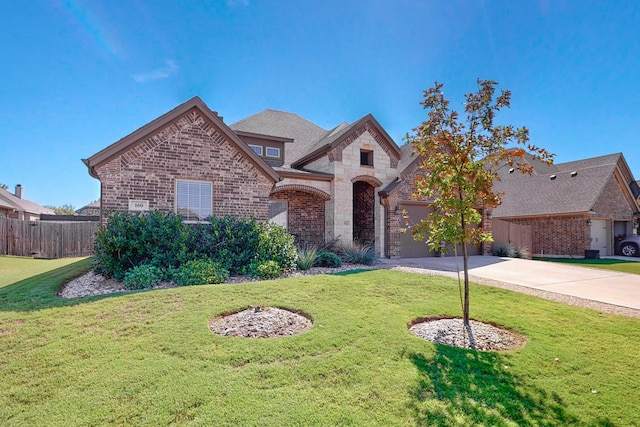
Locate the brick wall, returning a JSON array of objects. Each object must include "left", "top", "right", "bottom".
[
  {"left": 271, "top": 189, "right": 325, "bottom": 244},
  {"left": 509, "top": 215, "right": 590, "bottom": 256},
  {"left": 353, "top": 181, "right": 375, "bottom": 244},
  {"left": 95, "top": 109, "right": 274, "bottom": 220}
]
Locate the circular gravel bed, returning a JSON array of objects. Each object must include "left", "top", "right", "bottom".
[
  {"left": 409, "top": 317, "right": 526, "bottom": 351},
  {"left": 209, "top": 306, "right": 313, "bottom": 338}
]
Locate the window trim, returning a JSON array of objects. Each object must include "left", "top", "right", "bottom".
[
  {"left": 248, "top": 144, "right": 263, "bottom": 156},
  {"left": 265, "top": 146, "right": 281, "bottom": 158},
  {"left": 268, "top": 199, "right": 288, "bottom": 230},
  {"left": 360, "top": 149, "right": 374, "bottom": 167},
  {"left": 175, "top": 179, "right": 212, "bottom": 223}
]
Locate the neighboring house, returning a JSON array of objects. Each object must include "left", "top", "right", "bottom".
[
  {"left": 0, "top": 185, "right": 56, "bottom": 220},
  {"left": 492, "top": 153, "right": 640, "bottom": 257},
  {"left": 82, "top": 96, "right": 637, "bottom": 259},
  {"left": 76, "top": 200, "right": 101, "bottom": 216}
]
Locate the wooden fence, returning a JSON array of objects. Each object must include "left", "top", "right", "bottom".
[
  {"left": 0, "top": 218, "right": 100, "bottom": 259},
  {"left": 492, "top": 219, "right": 532, "bottom": 254}
]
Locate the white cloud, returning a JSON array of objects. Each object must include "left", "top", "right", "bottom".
[{"left": 131, "top": 60, "right": 179, "bottom": 83}]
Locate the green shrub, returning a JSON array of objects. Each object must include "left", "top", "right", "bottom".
[
  {"left": 339, "top": 242, "right": 377, "bottom": 265},
  {"left": 93, "top": 211, "right": 190, "bottom": 280},
  {"left": 249, "top": 260, "right": 283, "bottom": 279},
  {"left": 493, "top": 242, "right": 516, "bottom": 257},
  {"left": 296, "top": 246, "right": 318, "bottom": 271},
  {"left": 315, "top": 250, "right": 342, "bottom": 268},
  {"left": 200, "top": 216, "right": 261, "bottom": 274},
  {"left": 171, "top": 258, "right": 229, "bottom": 286},
  {"left": 123, "top": 264, "right": 164, "bottom": 290},
  {"left": 255, "top": 222, "right": 298, "bottom": 271}
]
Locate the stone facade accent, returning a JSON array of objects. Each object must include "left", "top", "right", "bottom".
[
  {"left": 94, "top": 109, "right": 274, "bottom": 220},
  {"left": 327, "top": 120, "right": 400, "bottom": 168}
]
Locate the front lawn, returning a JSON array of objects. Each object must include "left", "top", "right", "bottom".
[
  {"left": 537, "top": 256, "right": 640, "bottom": 274},
  {"left": 1, "top": 257, "right": 639, "bottom": 426}
]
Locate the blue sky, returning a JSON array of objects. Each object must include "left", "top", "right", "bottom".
[{"left": 2, "top": 0, "right": 639, "bottom": 209}]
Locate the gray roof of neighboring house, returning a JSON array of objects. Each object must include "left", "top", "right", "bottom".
[
  {"left": 230, "top": 109, "right": 330, "bottom": 167},
  {"left": 76, "top": 200, "right": 101, "bottom": 213},
  {"left": 0, "top": 187, "right": 55, "bottom": 216},
  {"left": 493, "top": 153, "right": 627, "bottom": 218}
]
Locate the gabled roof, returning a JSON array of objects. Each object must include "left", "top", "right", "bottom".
[
  {"left": 493, "top": 153, "right": 636, "bottom": 218},
  {"left": 292, "top": 114, "right": 402, "bottom": 168},
  {"left": 0, "top": 187, "right": 55, "bottom": 216},
  {"left": 84, "top": 97, "right": 280, "bottom": 182},
  {"left": 230, "top": 109, "right": 328, "bottom": 167}
]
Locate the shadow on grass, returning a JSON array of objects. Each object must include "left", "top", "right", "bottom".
[
  {"left": 330, "top": 268, "right": 376, "bottom": 276},
  {"left": 0, "top": 258, "right": 118, "bottom": 312},
  {"left": 408, "top": 346, "right": 614, "bottom": 426}
]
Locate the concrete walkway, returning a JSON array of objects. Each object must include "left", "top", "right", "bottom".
[{"left": 379, "top": 256, "right": 640, "bottom": 310}]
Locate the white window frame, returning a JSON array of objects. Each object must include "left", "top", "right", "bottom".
[
  {"left": 175, "top": 179, "right": 212, "bottom": 222},
  {"left": 248, "top": 144, "right": 263, "bottom": 156},
  {"left": 265, "top": 147, "right": 281, "bottom": 158}
]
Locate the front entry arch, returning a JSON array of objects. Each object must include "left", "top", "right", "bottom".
[{"left": 353, "top": 181, "right": 375, "bottom": 245}]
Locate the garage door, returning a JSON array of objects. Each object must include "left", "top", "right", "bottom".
[{"left": 399, "top": 204, "right": 481, "bottom": 258}]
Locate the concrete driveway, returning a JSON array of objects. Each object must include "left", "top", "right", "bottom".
[{"left": 380, "top": 256, "right": 640, "bottom": 310}]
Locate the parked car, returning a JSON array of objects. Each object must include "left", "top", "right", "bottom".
[{"left": 618, "top": 235, "right": 640, "bottom": 257}]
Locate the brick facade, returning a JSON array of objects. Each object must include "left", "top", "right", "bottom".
[
  {"left": 94, "top": 109, "right": 274, "bottom": 220},
  {"left": 270, "top": 188, "right": 326, "bottom": 244},
  {"left": 508, "top": 215, "right": 590, "bottom": 256}
]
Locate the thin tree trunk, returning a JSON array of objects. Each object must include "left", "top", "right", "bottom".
[{"left": 460, "top": 203, "right": 470, "bottom": 326}]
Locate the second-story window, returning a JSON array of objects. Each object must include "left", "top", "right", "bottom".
[
  {"left": 248, "top": 144, "right": 263, "bottom": 156},
  {"left": 265, "top": 147, "right": 280, "bottom": 158},
  {"left": 360, "top": 150, "right": 374, "bottom": 167}
]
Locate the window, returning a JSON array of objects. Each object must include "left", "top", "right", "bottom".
[
  {"left": 360, "top": 149, "right": 373, "bottom": 166},
  {"left": 248, "top": 144, "right": 263, "bottom": 156},
  {"left": 265, "top": 147, "right": 280, "bottom": 158},
  {"left": 176, "top": 180, "right": 212, "bottom": 222},
  {"left": 268, "top": 200, "right": 288, "bottom": 229}
]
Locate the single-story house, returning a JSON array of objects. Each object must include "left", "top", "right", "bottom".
[
  {"left": 0, "top": 185, "right": 55, "bottom": 220},
  {"left": 83, "top": 96, "right": 638, "bottom": 259},
  {"left": 492, "top": 153, "right": 640, "bottom": 257}
]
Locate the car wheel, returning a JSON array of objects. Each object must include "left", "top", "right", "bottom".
[{"left": 620, "top": 243, "right": 639, "bottom": 257}]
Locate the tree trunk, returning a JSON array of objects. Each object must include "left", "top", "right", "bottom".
[
  {"left": 460, "top": 206, "right": 470, "bottom": 326},
  {"left": 461, "top": 240, "right": 470, "bottom": 326}
]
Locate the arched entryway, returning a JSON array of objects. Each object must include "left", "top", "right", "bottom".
[
  {"left": 269, "top": 184, "right": 330, "bottom": 245},
  {"left": 352, "top": 179, "right": 378, "bottom": 246}
]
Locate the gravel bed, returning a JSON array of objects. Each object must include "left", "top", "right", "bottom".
[
  {"left": 209, "top": 306, "right": 312, "bottom": 338},
  {"left": 409, "top": 317, "right": 526, "bottom": 351}
]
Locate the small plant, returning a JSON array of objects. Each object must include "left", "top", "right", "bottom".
[
  {"left": 296, "top": 246, "right": 318, "bottom": 271},
  {"left": 172, "top": 258, "right": 229, "bottom": 286},
  {"left": 250, "top": 260, "right": 283, "bottom": 279},
  {"left": 340, "top": 242, "right": 377, "bottom": 265},
  {"left": 315, "top": 250, "right": 342, "bottom": 268},
  {"left": 492, "top": 242, "right": 516, "bottom": 257},
  {"left": 255, "top": 222, "right": 298, "bottom": 271},
  {"left": 513, "top": 245, "right": 531, "bottom": 259},
  {"left": 123, "top": 264, "right": 164, "bottom": 290}
]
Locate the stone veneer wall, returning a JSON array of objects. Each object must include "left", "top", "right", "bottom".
[{"left": 95, "top": 109, "right": 274, "bottom": 220}]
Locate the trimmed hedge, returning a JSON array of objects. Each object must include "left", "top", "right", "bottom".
[{"left": 93, "top": 212, "right": 298, "bottom": 283}]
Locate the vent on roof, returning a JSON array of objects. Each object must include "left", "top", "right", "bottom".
[
  {"left": 571, "top": 171, "right": 578, "bottom": 177},
  {"left": 508, "top": 168, "right": 515, "bottom": 174},
  {"left": 550, "top": 174, "right": 557, "bottom": 180}
]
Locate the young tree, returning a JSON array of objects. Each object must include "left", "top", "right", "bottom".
[{"left": 406, "top": 79, "right": 553, "bottom": 325}]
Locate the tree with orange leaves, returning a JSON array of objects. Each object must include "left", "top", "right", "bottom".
[{"left": 406, "top": 79, "right": 553, "bottom": 326}]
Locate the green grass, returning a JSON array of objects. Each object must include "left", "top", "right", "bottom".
[
  {"left": 537, "top": 256, "right": 640, "bottom": 274},
  {"left": 1, "top": 256, "right": 639, "bottom": 426}
]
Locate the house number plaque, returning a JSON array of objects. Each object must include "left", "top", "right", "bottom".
[{"left": 128, "top": 199, "right": 149, "bottom": 211}]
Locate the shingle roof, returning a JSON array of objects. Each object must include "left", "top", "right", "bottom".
[
  {"left": 230, "top": 109, "right": 330, "bottom": 166},
  {"left": 0, "top": 187, "right": 55, "bottom": 216},
  {"left": 493, "top": 153, "right": 624, "bottom": 218}
]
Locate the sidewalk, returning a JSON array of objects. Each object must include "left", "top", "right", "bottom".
[{"left": 378, "top": 256, "right": 640, "bottom": 310}]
